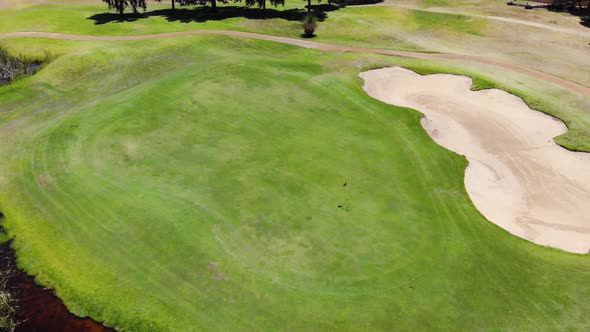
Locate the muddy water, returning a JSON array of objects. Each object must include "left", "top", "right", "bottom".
[{"left": 0, "top": 240, "right": 114, "bottom": 331}]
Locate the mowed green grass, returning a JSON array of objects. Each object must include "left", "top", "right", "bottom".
[
  {"left": 4, "top": 0, "right": 590, "bottom": 152},
  {"left": 0, "top": 36, "right": 589, "bottom": 331},
  {"left": 0, "top": 1, "right": 488, "bottom": 49}
]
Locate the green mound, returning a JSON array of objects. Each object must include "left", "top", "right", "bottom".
[{"left": 0, "top": 37, "right": 589, "bottom": 331}]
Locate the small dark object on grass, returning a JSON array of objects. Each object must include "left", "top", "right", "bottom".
[{"left": 302, "top": 13, "right": 318, "bottom": 38}]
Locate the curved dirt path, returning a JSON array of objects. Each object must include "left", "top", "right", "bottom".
[
  {"left": 361, "top": 67, "right": 590, "bottom": 253},
  {"left": 1, "top": 30, "right": 589, "bottom": 96}
]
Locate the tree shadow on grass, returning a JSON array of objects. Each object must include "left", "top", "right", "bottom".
[{"left": 87, "top": 4, "right": 343, "bottom": 25}]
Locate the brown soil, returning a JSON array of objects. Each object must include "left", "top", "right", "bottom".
[
  {"left": 0, "top": 240, "right": 114, "bottom": 332},
  {"left": 0, "top": 30, "right": 588, "bottom": 96},
  {"left": 381, "top": 2, "right": 590, "bottom": 37}
]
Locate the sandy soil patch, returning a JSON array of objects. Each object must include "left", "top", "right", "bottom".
[
  {"left": 381, "top": 2, "right": 590, "bottom": 37},
  {"left": 360, "top": 67, "right": 590, "bottom": 253}
]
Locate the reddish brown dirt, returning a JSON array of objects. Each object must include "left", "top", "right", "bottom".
[
  {"left": 0, "top": 241, "right": 114, "bottom": 332},
  {"left": 0, "top": 30, "right": 589, "bottom": 96}
]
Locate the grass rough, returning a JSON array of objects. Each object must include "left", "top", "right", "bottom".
[{"left": 0, "top": 36, "right": 588, "bottom": 331}]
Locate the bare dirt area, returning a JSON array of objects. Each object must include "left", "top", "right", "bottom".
[
  {"left": 0, "top": 0, "right": 15, "bottom": 8},
  {"left": 353, "top": 3, "right": 590, "bottom": 88},
  {"left": 372, "top": 1, "right": 590, "bottom": 87},
  {"left": 399, "top": 16, "right": 590, "bottom": 88},
  {"left": 383, "top": 0, "right": 590, "bottom": 36},
  {"left": 360, "top": 67, "right": 590, "bottom": 253},
  {"left": 386, "top": 0, "right": 589, "bottom": 27}
]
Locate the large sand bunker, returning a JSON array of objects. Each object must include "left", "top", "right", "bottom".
[{"left": 360, "top": 67, "right": 590, "bottom": 253}]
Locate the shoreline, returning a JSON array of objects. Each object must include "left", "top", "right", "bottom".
[{"left": 0, "top": 216, "right": 114, "bottom": 331}]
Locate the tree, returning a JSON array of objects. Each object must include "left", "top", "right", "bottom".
[
  {"left": 102, "top": 0, "right": 147, "bottom": 14},
  {"left": 304, "top": 0, "right": 321, "bottom": 13},
  {"left": 204, "top": 0, "right": 230, "bottom": 12},
  {"left": 302, "top": 13, "right": 317, "bottom": 37},
  {"left": 244, "top": 0, "right": 284, "bottom": 10},
  {"left": 154, "top": 0, "right": 176, "bottom": 11},
  {"left": 173, "top": 0, "right": 226, "bottom": 12}
]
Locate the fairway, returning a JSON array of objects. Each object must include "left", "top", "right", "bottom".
[
  {"left": 0, "top": 36, "right": 588, "bottom": 331},
  {"left": 1, "top": 0, "right": 590, "bottom": 331}
]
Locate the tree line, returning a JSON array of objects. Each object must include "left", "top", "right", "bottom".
[{"left": 102, "top": 0, "right": 315, "bottom": 14}]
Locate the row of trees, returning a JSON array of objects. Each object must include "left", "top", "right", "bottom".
[{"left": 102, "top": 0, "right": 315, "bottom": 14}]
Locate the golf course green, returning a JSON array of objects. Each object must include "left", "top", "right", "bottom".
[{"left": 1, "top": 0, "right": 589, "bottom": 331}]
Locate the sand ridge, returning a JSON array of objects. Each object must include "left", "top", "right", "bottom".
[{"left": 360, "top": 67, "right": 590, "bottom": 253}]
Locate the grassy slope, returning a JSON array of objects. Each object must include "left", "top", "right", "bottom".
[
  {"left": 0, "top": 2, "right": 488, "bottom": 48},
  {"left": 3, "top": 2, "right": 590, "bottom": 151},
  {"left": 0, "top": 36, "right": 589, "bottom": 331}
]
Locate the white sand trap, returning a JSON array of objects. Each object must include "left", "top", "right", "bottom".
[{"left": 360, "top": 67, "right": 590, "bottom": 253}]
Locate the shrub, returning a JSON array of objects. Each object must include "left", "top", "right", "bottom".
[
  {"left": 0, "top": 45, "right": 51, "bottom": 85},
  {"left": 302, "top": 13, "right": 318, "bottom": 37}
]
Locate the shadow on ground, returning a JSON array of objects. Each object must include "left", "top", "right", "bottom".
[
  {"left": 579, "top": 14, "right": 590, "bottom": 28},
  {"left": 88, "top": 0, "right": 386, "bottom": 25},
  {"left": 546, "top": 5, "right": 590, "bottom": 29},
  {"left": 87, "top": 4, "right": 344, "bottom": 25}
]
